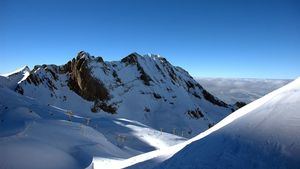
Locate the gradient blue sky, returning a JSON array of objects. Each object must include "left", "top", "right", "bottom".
[{"left": 1, "top": 0, "right": 299, "bottom": 78}]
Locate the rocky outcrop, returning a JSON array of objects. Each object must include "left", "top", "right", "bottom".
[
  {"left": 202, "top": 89, "right": 228, "bottom": 108},
  {"left": 62, "top": 51, "right": 109, "bottom": 101},
  {"left": 121, "top": 53, "right": 139, "bottom": 65},
  {"left": 21, "top": 65, "right": 58, "bottom": 92},
  {"left": 26, "top": 73, "right": 43, "bottom": 86},
  {"left": 122, "top": 53, "right": 153, "bottom": 86},
  {"left": 234, "top": 101, "right": 247, "bottom": 109},
  {"left": 187, "top": 108, "right": 204, "bottom": 119},
  {"left": 91, "top": 100, "right": 117, "bottom": 114}
]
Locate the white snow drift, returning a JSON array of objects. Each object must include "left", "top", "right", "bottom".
[{"left": 121, "top": 77, "right": 300, "bottom": 169}]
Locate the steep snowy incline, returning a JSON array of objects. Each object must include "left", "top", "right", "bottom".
[
  {"left": 14, "top": 51, "right": 235, "bottom": 137},
  {"left": 156, "top": 77, "right": 300, "bottom": 169}
]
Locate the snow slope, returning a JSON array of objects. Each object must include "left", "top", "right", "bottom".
[
  {"left": 196, "top": 77, "right": 291, "bottom": 104},
  {"left": 0, "top": 85, "right": 185, "bottom": 169},
  {"left": 0, "top": 87, "right": 130, "bottom": 169},
  {"left": 108, "top": 77, "right": 300, "bottom": 169},
  {"left": 156, "top": 77, "right": 300, "bottom": 169}
]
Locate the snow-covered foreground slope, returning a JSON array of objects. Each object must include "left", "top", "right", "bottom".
[
  {"left": 0, "top": 87, "right": 128, "bottom": 169},
  {"left": 196, "top": 77, "right": 291, "bottom": 104},
  {"left": 116, "top": 77, "right": 300, "bottom": 169},
  {"left": 0, "top": 86, "right": 185, "bottom": 169}
]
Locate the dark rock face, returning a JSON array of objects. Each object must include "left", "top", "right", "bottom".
[
  {"left": 15, "top": 85, "right": 24, "bottom": 95},
  {"left": 26, "top": 73, "right": 43, "bottom": 86},
  {"left": 137, "top": 63, "right": 152, "bottom": 86},
  {"left": 234, "top": 101, "right": 247, "bottom": 108},
  {"left": 121, "top": 53, "right": 139, "bottom": 65},
  {"left": 187, "top": 108, "right": 204, "bottom": 119},
  {"left": 185, "top": 81, "right": 195, "bottom": 90},
  {"left": 112, "top": 70, "right": 122, "bottom": 84},
  {"left": 122, "top": 53, "right": 152, "bottom": 86},
  {"left": 44, "top": 67, "right": 58, "bottom": 81},
  {"left": 144, "top": 107, "right": 150, "bottom": 112},
  {"left": 158, "top": 58, "right": 178, "bottom": 83},
  {"left": 208, "top": 123, "right": 214, "bottom": 128},
  {"left": 153, "top": 93, "right": 162, "bottom": 99},
  {"left": 95, "top": 56, "right": 104, "bottom": 63},
  {"left": 63, "top": 52, "right": 109, "bottom": 101},
  {"left": 91, "top": 100, "right": 117, "bottom": 114},
  {"left": 202, "top": 89, "right": 228, "bottom": 108}
]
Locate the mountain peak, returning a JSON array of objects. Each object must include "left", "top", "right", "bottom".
[
  {"left": 22, "top": 65, "right": 30, "bottom": 72},
  {"left": 76, "top": 51, "right": 91, "bottom": 60},
  {"left": 121, "top": 52, "right": 141, "bottom": 64},
  {"left": 1, "top": 65, "right": 30, "bottom": 77}
]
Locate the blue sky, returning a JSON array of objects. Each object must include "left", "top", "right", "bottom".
[{"left": 1, "top": 0, "right": 299, "bottom": 79}]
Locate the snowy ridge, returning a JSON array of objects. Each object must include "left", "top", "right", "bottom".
[
  {"left": 119, "top": 77, "right": 300, "bottom": 169},
  {"left": 0, "top": 66, "right": 30, "bottom": 89},
  {"left": 1, "top": 65, "right": 30, "bottom": 77}
]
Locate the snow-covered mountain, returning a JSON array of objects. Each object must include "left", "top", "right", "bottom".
[
  {"left": 10, "top": 51, "right": 234, "bottom": 137},
  {"left": 2, "top": 52, "right": 298, "bottom": 169},
  {"left": 121, "top": 77, "right": 300, "bottom": 169},
  {"left": 0, "top": 51, "right": 238, "bottom": 169},
  {"left": 196, "top": 77, "right": 291, "bottom": 104}
]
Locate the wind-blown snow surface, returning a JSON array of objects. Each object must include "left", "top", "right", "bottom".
[
  {"left": 196, "top": 77, "right": 291, "bottom": 104},
  {"left": 155, "top": 77, "right": 300, "bottom": 169}
]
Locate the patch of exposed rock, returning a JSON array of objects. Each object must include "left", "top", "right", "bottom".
[{"left": 62, "top": 51, "right": 109, "bottom": 101}]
